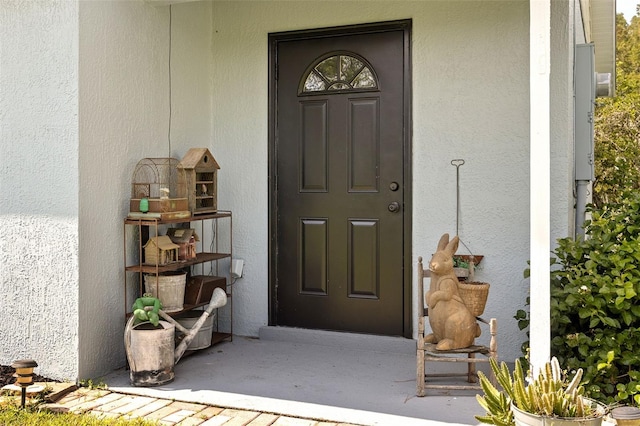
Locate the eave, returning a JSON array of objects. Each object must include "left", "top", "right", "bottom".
[{"left": 583, "top": 0, "right": 617, "bottom": 96}]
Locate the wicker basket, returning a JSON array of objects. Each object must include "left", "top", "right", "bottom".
[{"left": 457, "top": 281, "right": 490, "bottom": 317}]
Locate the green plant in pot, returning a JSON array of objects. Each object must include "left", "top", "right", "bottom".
[
  {"left": 476, "top": 357, "right": 607, "bottom": 426},
  {"left": 453, "top": 254, "right": 483, "bottom": 281}
]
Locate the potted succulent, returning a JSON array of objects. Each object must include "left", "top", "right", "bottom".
[{"left": 476, "top": 357, "right": 607, "bottom": 426}]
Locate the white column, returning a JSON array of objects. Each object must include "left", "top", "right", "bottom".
[{"left": 529, "top": 0, "right": 551, "bottom": 370}]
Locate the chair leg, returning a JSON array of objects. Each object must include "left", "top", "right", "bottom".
[
  {"left": 468, "top": 353, "right": 477, "bottom": 383},
  {"left": 489, "top": 318, "right": 498, "bottom": 386},
  {"left": 417, "top": 348, "right": 425, "bottom": 397}
]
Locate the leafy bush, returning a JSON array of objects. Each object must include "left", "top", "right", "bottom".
[
  {"left": 594, "top": 93, "right": 640, "bottom": 208},
  {"left": 513, "top": 291, "right": 530, "bottom": 371},
  {"left": 593, "top": 13, "right": 640, "bottom": 208},
  {"left": 550, "top": 192, "right": 640, "bottom": 407}
]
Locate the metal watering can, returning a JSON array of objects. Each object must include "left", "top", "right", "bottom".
[{"left": 124, "top": 287, "right": 227, "bottom": 386}]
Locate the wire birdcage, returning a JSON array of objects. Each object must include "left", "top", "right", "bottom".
[
  {"left": 130, "top": 158, "right": 188, "bottom": 214},
  {"left": 131, "top": 158, "right": 186, "bottom": 200}
]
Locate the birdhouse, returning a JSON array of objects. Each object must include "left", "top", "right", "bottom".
[
  {"left": 166, "top": 228, "right": 200, "bottom": 261},
  {"left": 178, "top": 148, "right": 220, "bottom": 215},
  {"left": 143, "top": 236, "right": 180, "bottom": 266}
]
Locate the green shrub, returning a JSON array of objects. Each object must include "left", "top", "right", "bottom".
[{"left": 549, "top": 192, "right": 640, "bottom": 407}]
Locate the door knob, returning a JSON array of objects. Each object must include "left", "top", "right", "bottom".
[{"left": 388, "top": 201, "right": 400, "bottom": 213}]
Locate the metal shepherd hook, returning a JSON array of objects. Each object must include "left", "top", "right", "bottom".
[{"left": 451, "top": 159, "right": 465, "bottom": 236}]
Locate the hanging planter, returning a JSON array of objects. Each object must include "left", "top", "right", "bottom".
[
  {"left": 448, "top": 159, "right": 491, "bottom": 316},
  {"left": 453, "top": 254, "right": 484, "bottom": 281},
  {"left": 453, "top": 254, "right": 489, "bottom": 315},
  {"left": 457, "top": 281, "right": 490, "bottom": 317}
]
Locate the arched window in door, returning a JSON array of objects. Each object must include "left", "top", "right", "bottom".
[{"left": 299, "top": 52, "right": 379, "bottom": 95}]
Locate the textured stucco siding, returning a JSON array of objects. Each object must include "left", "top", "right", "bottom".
[
  {"left": 210, "top": 1, "right": 540, "bottom": 362},
  {"left": 0, "top": 0, "right": 80, "bottom": 381},
  {"left": 0, "top": 0, "right": 213, "bottom": 382},
  {"left": 78, "top": 0, "right": 213, "bottom": 380},
  {"left": 0, "top": 0, "right": 580, "bottom": 378}
]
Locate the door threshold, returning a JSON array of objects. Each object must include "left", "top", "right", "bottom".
[{"left": 258, "top": 326, "right": 414, "bottom": 354}]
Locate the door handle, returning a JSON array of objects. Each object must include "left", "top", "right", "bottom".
[{"left": 388, "top": 201, "right": 400, "bottom": 213}]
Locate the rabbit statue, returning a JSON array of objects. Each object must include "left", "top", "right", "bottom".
[{"left": 425, "top": 233, "right": 480, "bottom": 350}]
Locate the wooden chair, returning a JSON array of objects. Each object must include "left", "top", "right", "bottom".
[{"left": 416, "top": 256, "right": 498, "bottom": 396}]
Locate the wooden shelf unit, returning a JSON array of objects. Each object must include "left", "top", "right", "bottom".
[{"left": 123, "top": 210, "right": 233, "bottom": 348}]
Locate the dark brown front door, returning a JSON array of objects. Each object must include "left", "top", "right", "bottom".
[{"left": 270, "top": 22, "right": 411, "bottom": 336}]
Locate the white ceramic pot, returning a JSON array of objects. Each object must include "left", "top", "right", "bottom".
[{"left": 511, "top": 400, "right": 606, "bottom": 426}]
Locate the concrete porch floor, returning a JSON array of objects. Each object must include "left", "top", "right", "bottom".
[{"left": 103, "top": 327, "right": 487, "bottom": 426}]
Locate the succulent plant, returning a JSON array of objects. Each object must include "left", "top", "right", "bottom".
[{"left": 476, "top": 357, "right": 602, "bottom": 426}]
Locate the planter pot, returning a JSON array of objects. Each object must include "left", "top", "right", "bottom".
[
  {"left": 512, "top": 400, "right": 606, "bottom": 426},
  {"left": 454, "top": 267, "right": 470, "bottom": 279},
  {"left": 454, "top": 254, "right": 484, "bottom": 265},
  {"left": 611, "top": 406, "right": 640, "bottom": 426},
  {"left": 454, "top": 255, "right": 483, "bottom": 282}
]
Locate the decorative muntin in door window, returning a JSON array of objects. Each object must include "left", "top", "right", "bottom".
[{"left": 299, "top": 52, "right": 379, "bottom": 95}]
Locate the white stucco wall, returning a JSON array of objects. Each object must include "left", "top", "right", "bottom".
[
  {"left": 78, "top": 0, "right": 213, "bottom": 379},
  {"left": 210, "top": 1, "right": 534, "bottom": 362},
  {"left": 0, "top": 0, "right": 80, "bottom": 380},
  {"left": 0, "top": 0, "right": 582, "bottom": 379}
]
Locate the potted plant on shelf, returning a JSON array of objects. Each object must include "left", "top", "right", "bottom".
[
  {"left": 453, "top": 254, "right": 483, "bottom": 281},
  {"left": 476, "top": 357, "right": 607, "bottom": 426}
]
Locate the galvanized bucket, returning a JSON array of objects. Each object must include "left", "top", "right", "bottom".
[
  {"left": 175, "top": 310, "right": 213, "bottom": 351},
  {"left": 144, "top": 272, "right": 186, "bottom": 313}
]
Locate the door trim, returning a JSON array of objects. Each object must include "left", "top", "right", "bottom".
[{"left": 268, "top": 19, "right": 413, "bottom": 337}]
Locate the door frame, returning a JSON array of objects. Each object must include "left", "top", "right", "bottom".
[{"left": 268, "top": 19, "right": 413, "bottom": 337}]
